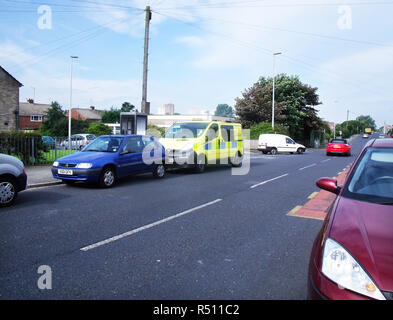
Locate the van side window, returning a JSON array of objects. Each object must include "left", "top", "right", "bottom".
[
  {"left": 206, "top": 124, "right": 219, "bottom": 141},
  {"left": 286, "top": 138, "right": 295, "bottom": 144},
  {"left": 221, "top": 125, "right": 234, "bottom": 142}
]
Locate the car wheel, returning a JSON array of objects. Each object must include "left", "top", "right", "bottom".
[
  {"left": 0, "top": 177, "right": 17, "bottom": 207},
  {"left": 194, "top": 153, "right": 206, "bottom": 173},
  {"left": 270, "top": 148, "right": 278, "bottom": 155},
  {"left": 99, "top": 167, "right": 116, "bottom": 188},
  {"left": 230, "top": 152, "right": 243, "bottom": 167},
  {"left": 297, "top": 148, "right": 304, "bottom": 154},
  {"left": 153, "top": 164, "right": 165, "bottom": 179}
]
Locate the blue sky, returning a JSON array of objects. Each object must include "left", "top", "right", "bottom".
[{"left": 1, "top": 0, "right": 393, "bottom": 127}]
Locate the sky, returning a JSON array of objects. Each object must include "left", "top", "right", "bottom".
[{"left": 1, "top": 0, "right": 393, "bottom": 127}]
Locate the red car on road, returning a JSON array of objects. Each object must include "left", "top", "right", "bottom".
[
  {"left": 326, "top": 138, "right": 351, "bottom": 156},
  {"left": 308, "top": 138, "right": 393, "bottom": 300}
]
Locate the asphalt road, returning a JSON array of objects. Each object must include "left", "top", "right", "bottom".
[{"left": 0, "top": 135, "right": 371, "bottom": 299}]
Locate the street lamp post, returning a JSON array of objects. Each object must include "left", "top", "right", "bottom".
[
  {"left": 272, "top": 52, "right": 282, "bottom": 130},
  {"left": 69, "top": 56, "right": 78, "bottom": 150}
]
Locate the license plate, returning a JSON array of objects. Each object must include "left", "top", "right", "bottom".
[
  {"left": 259, "top": 145, "right": 266, "bottom": 149},
  {"left": 58, "top": 169, "right": 73, "bottom": 175}
]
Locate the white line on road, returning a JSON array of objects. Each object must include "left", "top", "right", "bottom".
[
  {"left": 321, "top": 159, "right": 331, "bottom": 163},
  {"left": 299, "top": 163, "right": 317, "bottom": 171},
  {"left": 80, "top": 199, "right": 223, "bottom": 252},
  {"left": 250, "top": 173, "right": 289, "bottom": 189}
]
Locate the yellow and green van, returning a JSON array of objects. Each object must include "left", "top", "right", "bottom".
[{"left": 159, "top": 121, "right": 243, "bottom": 173}]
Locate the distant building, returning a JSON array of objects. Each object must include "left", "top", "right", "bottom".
[
  {"left": 0, "top": 66, "right": 23, "bottom": 131},
  {"left": 19, "top": 100, "right": 51, "bottom": 130},
  {"left": 148, "top": 114, "right": 236, "bottom": 128},
  {"left": 68, "top": 106, "right": 105, "bottom": 122},
  {"left": 157, "top": 103, "right": 175, "bottom": 115}
]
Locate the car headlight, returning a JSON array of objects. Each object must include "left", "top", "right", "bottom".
[
  {"left": 322, "top": 238, "right": 385, "bottom": 300},
  {"left": 76, "top": 163, "right": 93, "bottom": 169},
  {"left": 180, "top": 142, "right": 195, "bottom": 153},
  {"left": 53, "top": 161, "right": 59, "bottom": 167}
]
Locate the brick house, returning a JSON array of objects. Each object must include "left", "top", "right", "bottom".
[
  {"left": 18, "top": 100, "right": 51, "bottom": 130},
  {"left": 67, "top": 106, "right": 104, "bottom": 122},
  {"left": 0, "top": 66, "right": 23, "bottom": 131}
]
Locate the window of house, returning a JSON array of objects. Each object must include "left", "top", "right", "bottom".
[{"left": 30, "top": 115, "right": 43, "bottom": 122}]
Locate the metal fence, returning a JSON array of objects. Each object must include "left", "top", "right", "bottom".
[{"left": 0, "top": 136, "right": 82, "bottom": 166}]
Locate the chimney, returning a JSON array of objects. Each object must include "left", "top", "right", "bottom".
[
  {"left": 90, "top": 106, "right": 95, "bottom": 110},
  {"left": 27, "top": 98, "right": 34, "bottom": 104}
]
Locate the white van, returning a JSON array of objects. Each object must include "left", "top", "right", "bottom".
[{"left": 257, "top": 134, "right": 306, "bottom": 155}]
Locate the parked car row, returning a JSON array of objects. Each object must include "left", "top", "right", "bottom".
[{"left": 51, "top": 121, "right": 244, "bottom": 187}]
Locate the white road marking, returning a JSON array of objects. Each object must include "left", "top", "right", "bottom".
[
  {"left": 321, "top": 159, "right": 331, "bottom": 163},
  {"left": 250, "top": 173, "right": 289, "bottom": 189},
  {"left": 299, "top": 163, "right": 317, "bottom": 171},
  {"left": 80, "top": 198, "right": 223, "bottom": 252}
]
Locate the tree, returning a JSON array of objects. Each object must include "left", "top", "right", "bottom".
[
  {"left": 101, "top": 107, "right": 121, "bottom": 123},
  {"left": 235, "top": 74, "right": 323, "bottom": 141},
  {"left": 215, "top": 104, "right": 234, "bottom": 118},
  {"left": 121, "top": 102, "right": 135, "bottom": 112},
  {"left": 356, "top": 115, "right": 376, "bottom": 131},
  {"left": 87, "top": 122, "right": 112, "bottom": 136}
]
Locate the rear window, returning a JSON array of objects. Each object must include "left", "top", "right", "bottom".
[{"left": 330, "top": 139, "right": 347, "bottom": 144}]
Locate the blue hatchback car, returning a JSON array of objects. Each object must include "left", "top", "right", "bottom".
[{"left": 52, "top": 135, "right": 165, "bottom": 187}]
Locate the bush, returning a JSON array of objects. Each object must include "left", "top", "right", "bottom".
[
  {"left": 87, "top": 122, "right": 112, "bottom": 136},
  {"left": 249, "top": 122, "right": 289, "bottom": 140}
]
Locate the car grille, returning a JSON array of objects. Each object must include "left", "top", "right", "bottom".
[
  {"left": 59, "top": 163, "right": 77, "bottom": 168},
  {"left": 382, "top": 291, "right": 393, "bottom": 300}
]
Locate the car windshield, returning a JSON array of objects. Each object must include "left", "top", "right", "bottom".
[
  {"left": 344, "top": 148, "right": 393, "bottom": 204},
  {"left": 330, "top": 139, "right": 347, "bottom": 144},
  {"left": 82, "top": 136, "right": 123, "bottom": 153},
  {"left": 164, "top": 122, "right": 208, "bottom": 138}
]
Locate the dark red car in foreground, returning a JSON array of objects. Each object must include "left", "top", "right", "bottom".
[
  {"left": 326, "top": 138, "right": 351, "bottom": 156},
  {"left": 308, "top": 138, "right": 393, "bottom": 300}
]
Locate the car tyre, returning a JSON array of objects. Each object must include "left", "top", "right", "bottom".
[
  {"left": 99, "top": 166, "right": 116, "bottom": 188},
  {"left": 194, "top": 153, "right": 206, "bottom": 173},
  {"left": 270, "top": 148, "right": 278, "bottom": 155},
  {"left": 230, "top": 152, "right": 243, "bottom": 167},
  {"left": 153, "top": 164, "right": 165, "bottom": 179},
  {"left": 0, "top": 177, "right": 17, "bottom": 207},
  {"left": 297, "top": 148, "right": 305, "bottom": 154}
]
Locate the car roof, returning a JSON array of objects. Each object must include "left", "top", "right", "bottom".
[{"left": 369, "top": 138, "right": 393, "bottom": 148}]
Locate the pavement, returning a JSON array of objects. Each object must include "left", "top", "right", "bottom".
[{"left": 25, "top": 165, "right": 61, "bottom": 189}]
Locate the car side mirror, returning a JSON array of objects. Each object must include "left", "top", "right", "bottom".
[{"left": 316, "top": 178, "right": 341, "bottom": 195}]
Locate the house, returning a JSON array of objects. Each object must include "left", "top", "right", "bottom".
[
  {"left": 19, "top": 99, "right": 51, "bottom": 130},
  {"left": 68, "top": 106, "right": 104, "bottom": 122},
  {"left": 0, "top": 66, "right": 23, "bottom": 131}
]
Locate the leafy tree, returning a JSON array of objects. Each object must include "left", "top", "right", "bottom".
[
  {"left": 215, "top": 104, "right": 234, "bottom": 118},
  {"left": 39, "top": 101, "right": 89, "bottom": 137},
  {"left": 235, "top": 74, "right": 323, "bottom": 142},
  {"left": 102, "top": 107, "right": 121, "bottom": 123},
  {"left": 356, "top": 115, "right": 376, "bottom": 131},
  {"left": 87, "top": 122, "right": 112, "bottom": 136},
  {"left": 121, "top": 102, "right": 135, "bottom": 112}
]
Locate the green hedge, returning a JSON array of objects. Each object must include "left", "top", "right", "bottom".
[{"left": 249, "top": 122, "right": 289, "bottom": 140}]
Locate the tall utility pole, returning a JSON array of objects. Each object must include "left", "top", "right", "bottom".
[
  {"left": 69, "top": 56, "right": 78, "bottom": 150},
  {"left": 272, "top": 52, "right": 282, "bottom": 130},
  {"left": 141, "top": 6, "right": 151, "bottom": 114}
]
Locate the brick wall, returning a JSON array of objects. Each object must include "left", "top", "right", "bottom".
[
  {"left": 0, "top": 69, "right": 20, "bottom": 131},
  {"left": 19, "top": 115, "right": 46, "bottom": 130}
]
